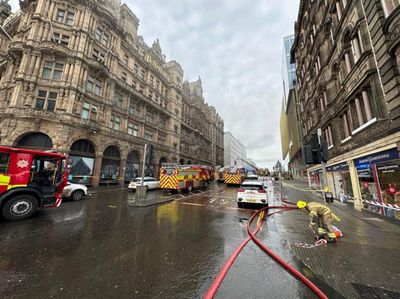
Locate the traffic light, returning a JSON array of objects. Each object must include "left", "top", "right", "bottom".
[{"left": 303, "top": 133, "right": 329, "bottom": 164}]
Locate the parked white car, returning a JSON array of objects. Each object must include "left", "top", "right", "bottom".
[
  {"left": 237, "top": 181, "right": 268, "bottom": 208},
  {"left": 128, "top": 177, "right": 160, "bottom": 190},
  {"left": 62, "top": 182, "right": 88, "bottom": 201}
]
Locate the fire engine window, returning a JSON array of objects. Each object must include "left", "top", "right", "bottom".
[{"left": 0, "top": 152, "right": 11, "bottom": 173}]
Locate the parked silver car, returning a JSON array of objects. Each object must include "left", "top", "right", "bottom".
[
  {"left": 128, "top": 177, "right": 160, "bottom": 190},
  {"left": 62, "top": 182, "right": 88, "bottom": 201}
]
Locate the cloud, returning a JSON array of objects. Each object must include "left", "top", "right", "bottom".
[
  {"left": 125, "top": 0, "right": 299, "bottom": 168},
  {"left": 8, "top": 0, "right": 299, "bottom": 168}
]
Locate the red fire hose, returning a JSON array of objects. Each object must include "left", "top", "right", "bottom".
[{"left": 204, "top": 205, "right": 328, "bottom": 299}]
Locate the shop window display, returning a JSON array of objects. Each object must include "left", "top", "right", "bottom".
[{"left": 376, "top": 159, "right": 400, "bottom": 219}]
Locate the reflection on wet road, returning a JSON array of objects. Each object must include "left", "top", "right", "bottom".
[{"left": 0, "top": 181, "right": 330, "bottom": 298}]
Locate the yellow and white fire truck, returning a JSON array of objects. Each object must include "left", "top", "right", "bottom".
[
  {"left": 223, "top": 166, "right": 247, "bottom": 185},
  {"left": 160, "top": 164, "right": 213, "bottom": 192}
]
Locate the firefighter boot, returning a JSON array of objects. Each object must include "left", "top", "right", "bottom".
[{"left": 327, "top": 232, "right": 337, "bottom": 243}]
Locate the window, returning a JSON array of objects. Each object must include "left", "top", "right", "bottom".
[
  {"left": 114, "top": 92, "right": 124, "bottom": 109},
  {"left": 81, "top": 101, "right": 98, "bottom": 120},
  {"left": 56, "top": 9, "right": 75, "bottom": 26},
  {"left": 139, "top": 85, "right": 144, "bottom": 94},
  {"left": 127, "top": 122, "right": 139, "bottom": 136},
  {"left": 95, "top": 27, "right": 109, "bottom": 46},
  {"left": 92, "top": 48, "right": 105, "bottom": 61},
  {"left": 148, "top": 89, "right": 153, "bottom": 99},
  {"left": 156, "top": 80, "right": 160, "bottom": 90},
  {"left": 141, "top": 69, "right": 146, "bottom": 80},
  {"left": 158, "top": 133, "right": 166, "bottom": 143},
  {"left": 124, "top": 53, "right": 129, "bottom": 65},
  {"left": 381, "top": 0, "right": 400, "bottom": 17},
  {"left": 132, "top": 80, "right": 136, "bottom": 89},
  {"left": 144, "top": 129, "right": 153, "bottom": 141},
  {"left": 145, "top": 110, "right": 155, "bottom": 123},
  {"left": 86, "top": 75, "right": 102, "bottom": 96},
  {"left": 159, "top": 117, "right": 166, "bottom": 128},
  {"left": 36, "top": 90, "right": 57, "bottom": 112},
  {"left": 0, "top": 152, "right": 10, "bottom": 174},
  {"left": 52, "top": 32, "right": 70, "bottom": 46},
  {"left": 149, "top": 75, "right": 154, "bottom": 85},
  {"left": 81, "top": 102, "right": 90, "bottom": 119},
  {"left": 109, "top": 114, "right": 121, "bottom": 130},
  {"left": 121, "top": 72, "right": 127, "bottom": 82},
  {"left": 42, "top": 61, "right": 64, "bottom": 80},
  {"left": 133, "top": 63, "right": 138, "bottom": 74},
  {"left": 129, "top": 103, "right": 140, "bottom": 117}
]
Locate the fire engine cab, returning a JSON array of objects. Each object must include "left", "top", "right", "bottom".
[
  {"left": 0, "top": 146, "right": 68, "bottom": 221},
  {"left": 160, "top": 164, "right": 213, "bottom": 192}
]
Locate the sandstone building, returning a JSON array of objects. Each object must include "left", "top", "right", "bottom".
[
  {"left": 292, "top": 0, "right": 400, "bottom": 219},
  {"left": 0, "top": 0, "right": 224, "bottom": 185}
]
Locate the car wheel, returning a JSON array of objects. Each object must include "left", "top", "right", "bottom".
[
  {"left": 2, "top": 194, "right": 38, "bottom": 221},
  {"left": 71, "top": 190, "right": 85, "bottom": 201}
]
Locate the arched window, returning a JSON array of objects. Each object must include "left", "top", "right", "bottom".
[
  {"left": 16, "top": 132, "right": 53, "bottom": 149},
  {"left": 69, "top": 139, "right": 96, "bottom": 184}
]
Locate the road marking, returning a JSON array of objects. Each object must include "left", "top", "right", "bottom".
[{"left": 210, "top": 198, "right": 217, "bottom": 203}]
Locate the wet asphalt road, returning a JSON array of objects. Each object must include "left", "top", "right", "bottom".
[{"left": 0, "top": 181, "right": 333, "bottom": 298}]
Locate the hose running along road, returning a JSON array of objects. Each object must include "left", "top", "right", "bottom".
[{"left": 204, "top": 205, "right": 328, "bottom": 299}]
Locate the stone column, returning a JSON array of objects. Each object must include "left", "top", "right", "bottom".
[
  {"left": 353, "top": 37, "right": 362, "bottom": 60},
  {"left": 343, "top": 114, "right": 349, "bottom": 137},
  {"left": 348, "top": 160, "right": 362, "bottom": 211},
  {"left": 336, "top": 1, "right": 342, "bottom": 20},
  {"left": 119, "top": 159, "right": 126, "bottom": 186},
  {"left": 344, "top": 52, "right": 352, "bottom": 74},
  {"left": 355, "top": 97, "right": 364, "bottom": 126},
  {"left": 362, "top": 90, "right": 373, "bottom": 121},
  {"left": 92, "top": 155, "right": 103, "bottom": 187}
]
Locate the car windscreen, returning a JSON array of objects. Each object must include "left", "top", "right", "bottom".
[
  {"left": 134, "top": 178, "right": 142, "bottom": 182},
  {"left": 240, "top": 184, "right": 263, "bottom": 190}
]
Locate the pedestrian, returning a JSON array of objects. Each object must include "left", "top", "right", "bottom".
[{"left": 297, "top": 201, "right": 341, "bottom": 243}]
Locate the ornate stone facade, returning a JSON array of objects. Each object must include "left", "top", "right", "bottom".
[
  {"left": 0, "top": 0, "right": 224, "bottom": 185},
  {"left": 292, "top": 0, "right": 395, "bottom": 161},
  {"left": 292, "top": 0, "right": 400, "bottom": 215}
]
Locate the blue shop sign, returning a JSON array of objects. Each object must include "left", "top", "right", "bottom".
[
  {"left": 327, "top": 162, "right": 348, "bottom": 172},
  {"left": 355, "top": 148, "right": 399, "bottom": 170}
]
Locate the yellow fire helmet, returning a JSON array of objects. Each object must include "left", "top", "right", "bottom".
[{"left": 297, "top": 201, "right": 307, "bottom": 209}]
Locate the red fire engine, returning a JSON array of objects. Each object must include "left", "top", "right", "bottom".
[
  {"left": 160, "top": 164, "right": 213, "bottom": 192},
  {"left": 0, "top": 146, "right": 68, "bottom": 221}
]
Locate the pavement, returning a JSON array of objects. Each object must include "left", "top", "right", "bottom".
[{"left": 278, "top": 179, "right": 400, "bottom": 298}]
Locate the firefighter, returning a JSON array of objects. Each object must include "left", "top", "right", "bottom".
[{"left": 297, "top": 201, "right": 340, "bottom": 243}]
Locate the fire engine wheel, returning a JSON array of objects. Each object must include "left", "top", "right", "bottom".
[
  {"left": 2, "top": 195, "right": 38, "bottom": 221},
  {"left": 187, "top": 185, "right": 193, "bottom": 192},
  {"left": 71, "top": 190, "right": 84, "bottom": 201}
]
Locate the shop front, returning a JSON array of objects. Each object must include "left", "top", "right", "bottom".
[
  {"left": 355, "top": 148, "right": 400, "bottom": 218},
  {"left": 309, "top": 170, "right": 321, "bottom": 190},
  {"left": 376, "top": 158, "right": 400, "bottom": 219},
  {"left": 326, "top": 162, "right": 353, "bottom": 202}
]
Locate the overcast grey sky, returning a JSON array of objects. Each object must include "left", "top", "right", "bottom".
[{"left": 9, "top": 0, "right": 299, "bottom": 168}]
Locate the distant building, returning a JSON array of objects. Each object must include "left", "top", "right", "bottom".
[
  {"left": 280, "top": 35, "right": 305, "bottom": 178},
  {"left": 273, "top": 161, "right": 283, "bottom": 173},
  {"left": 282, "top": 35, "right": 297, "bottom": 105},
  {"left": 223, "top": 132, "right": 246, "bottom": 166}
]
